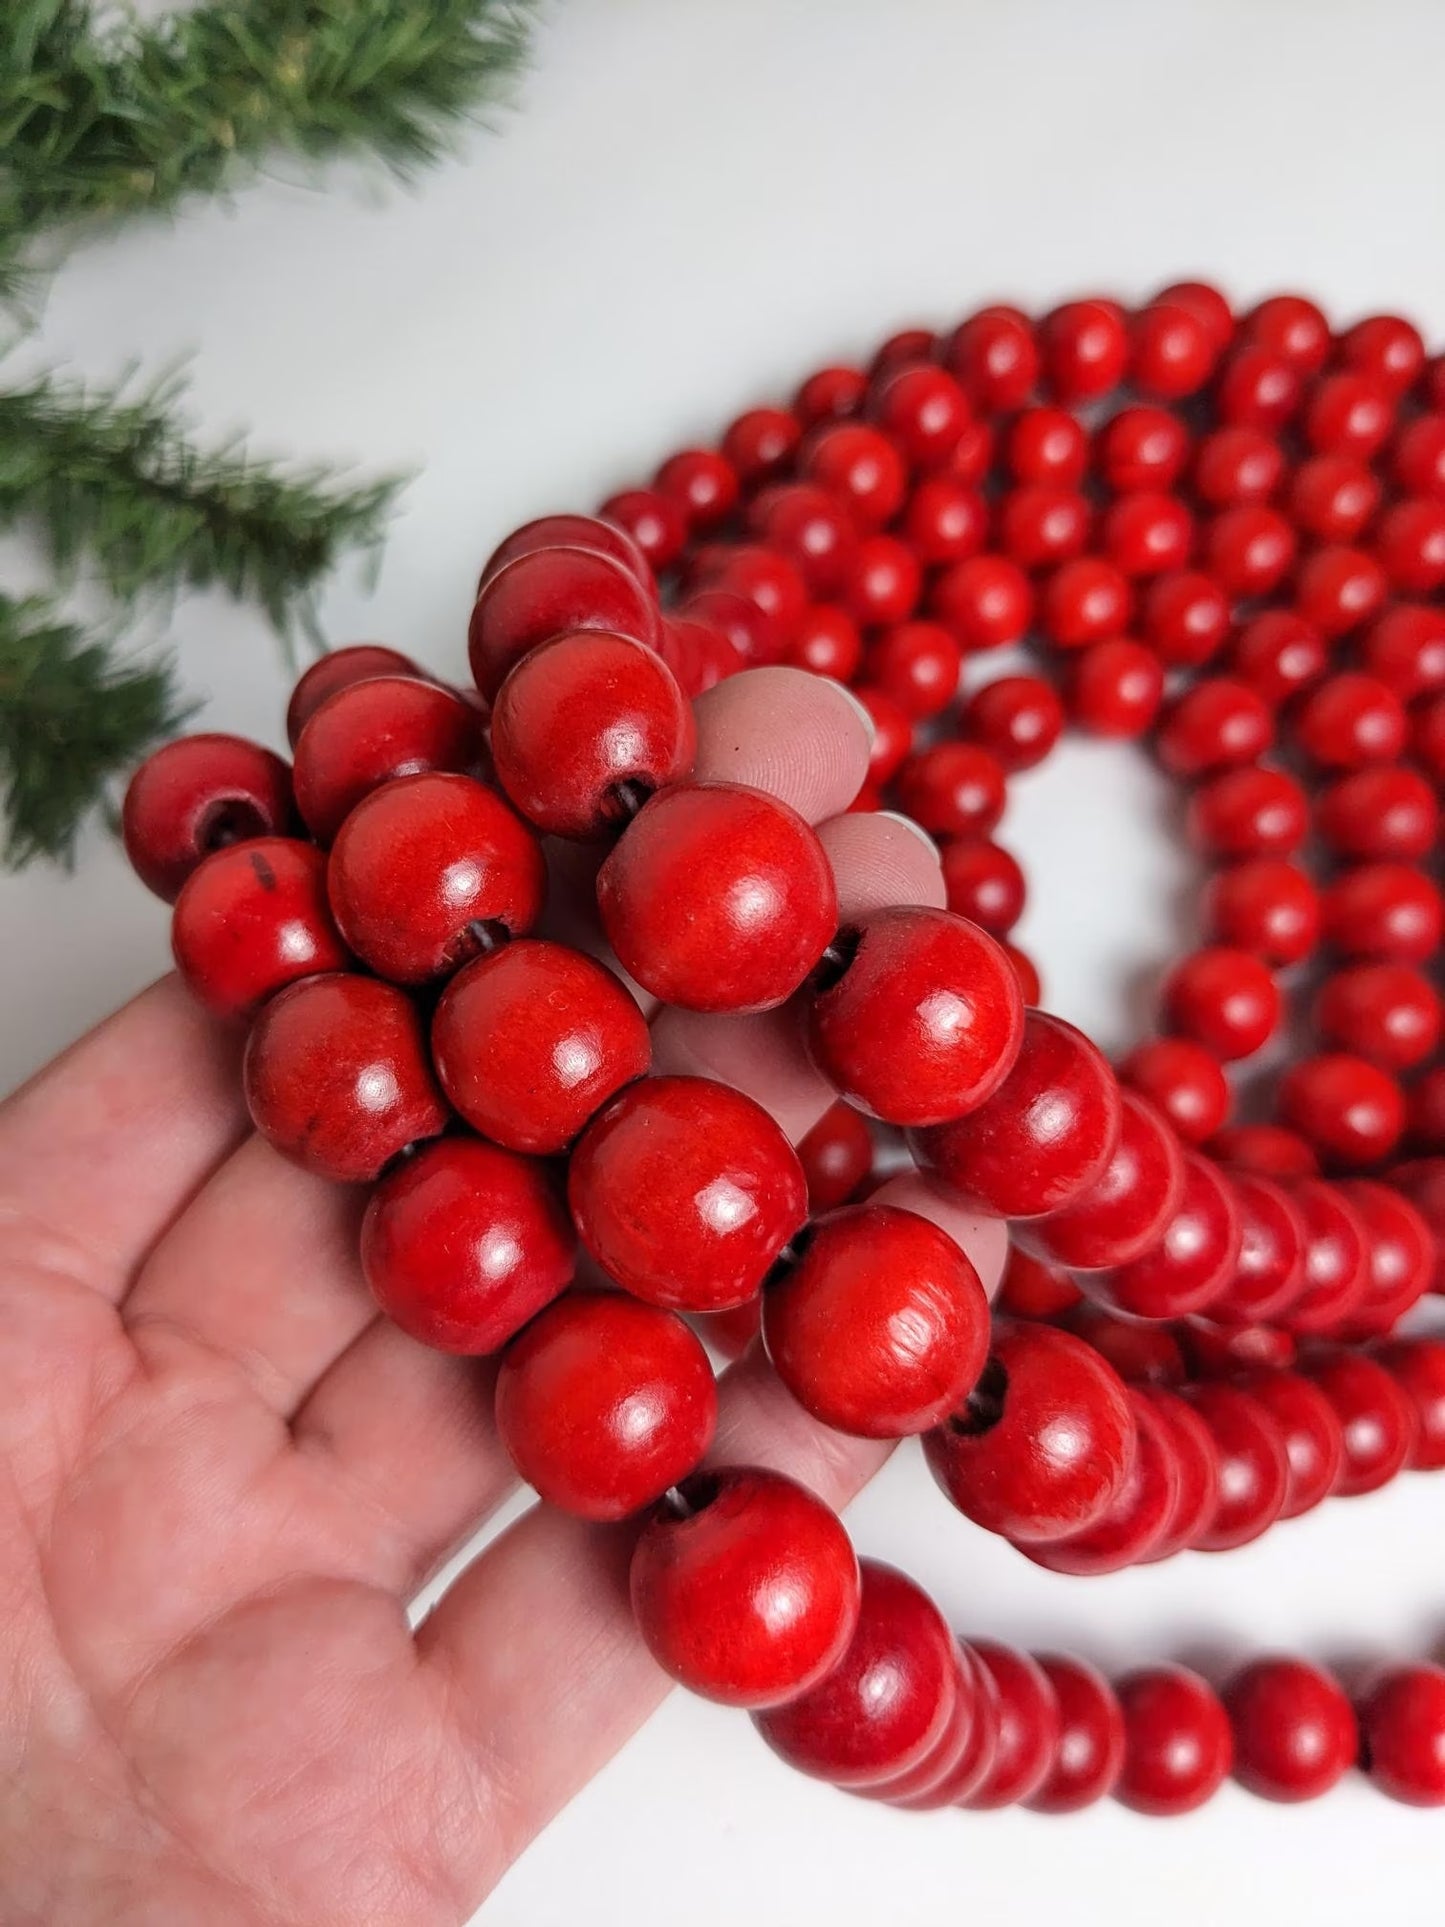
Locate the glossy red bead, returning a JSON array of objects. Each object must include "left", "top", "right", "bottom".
[
  {"left": 1294, "top": 545, "right": 1388, "bottom": 640},
  {"left": 1375, "top": 497, "right": 1445, "bottom": 593},
  {"left": 1040, "top": 557, "right": 1132, "bottom": 648},
  {"left": 894, "top": 742, "right": 1006, "bottom": 839},
  {"left": 696, "top": 545, "right": 808, "bottom": 657},
  {"left": 806, "top": 906, "right": 1023, "bottom": 1127},
  {"left": 495, "top": 1291, "right": 715, "bottom": 1520},
  {"left": 598, "top": 782, "right": 836, "bottom": 1014},
  {"left": 1006, "top": 405, "right": 1089, "bottom": 485},
  {"left": 763, "top": 1204, "right": 989, "bottom": 1438},
  {"left": 1162, "top": 946, "right": 1281, "bottom": 1060},
  {"left": 1098, "top": 405, "right": 1189, "bottom": 493},
  {"left": 1393, "top": 413, "right": 1445, "bottom": 496},
  {"left": 1375, "top": 1340, "right": 1445, "bottom": 1470},
  {"left": 1359, "top": 1665, "right": 1445, "bottom": 1806},
  {"left": 1138, "top": 1388, "right": 1221, "bottom": 1560},
  {"left": 721, "top": 406, "right": 802, "bottom": 487},
  {"left": 122, "top": 732, "right": 296, "bottom": 901},
  {"left": 1202, "top": 504, "right": 1296, "bottom": 598},
  {"left": 1131, "top": 300, "right": 1216, "bottom": 398},
  {"left": 801, "top": 421, "right": 907, "bottom": 530},
  {"left": 1225, "top": 1658, "right": 1357, "bottom": 1803},
  {"left": 1244, "top": 293, "right": 1330, "bottom": 373},
  {"left": 1304, "top": 1352, "right": 1417, "bottom": 1495},
  {"left": 629, "top": 1467, "right": 860, "bottom": 1709},
  {"left": 1285, "top": 1179, "right": 1372, "bottom": 1333},
  {"left": 1322, "top": 863, "right": 1443, "bottom": 964},
  {"left": 961, "top": 675, "right": 1064, "bottom": 772},
  {"left": 1094, "top": 1149, "right": 1241, "bottom": 1320},
  {"left": 1067, "top": 638, "right": 1164, "bottom": 736},
  {"left": 1027, "top": 1386, "right": 1181, "bottom": 1575},
  {"left": 1316, "top": 964, "right": 1440, "bottom": 1071},
  {"left": 654, "top": 448, "right": 739, "bottom": 531},
  {"left": 1030, "top": 1090, "right": 1185, "bottom": 1271},
  {"left": 794, "top": 365, "right": 868, "bottom": 426},
  {"left": 568, "top": 1075, "right": 806, "bottom": 1313},
  {"left": 996, "top": 1246, "right": 1083, "bottom": 1321},
  {"left": 292, "top": 675, "right": 484, "bottom": 844},
  {"left": 1214, "top": 1172, "right": 1307, "bottom": 1324},
  {"left": 798, "top": 1100, "right": 873, "bottom": 1212},
  {"left": 1119, "top": 1039, "right": 1229, "bottom": 1146},
  {"left": 361, "top": 1135, "right": 574, "bottom": 1353},
  {"left": 1026, "top": 1657, "right": 1126, "bottom": 1813},
  {"left": 1210, "top": 1122, "right": 1320, "bottom": 1180},
  {"left": 997, "top": 484, "right": 1091, "bottom": 571},
  {"left": 1278, "top": 1053, "right": 1405, "bottom": 1167},
  {"left": 866, "top": 621, "right": 962, "bottom": 719},
  {"left": 940, "top": 840, "right": 1026, "bottom": 936},
  {"left": 599, "top": 488, "right": 687, "bottom": 572},
  {"left": 911, "top": 1010, "right": 1122, "bottom": 1219},
  {"left": 1336, "top": 1179, "right": 1433, "bottom": 1333},
  {"left": 1155, "top": 280, "right": 1235, "bottom": 354},
  {"left": 1041, "top": 299, "right": 1129, "bottom": 402},
  {"left": 1288, "top": 453, "right": 1381, "bottom": 543},
  {"left": 1344, "top": 315, "right": 1423, "bottom": 394},
  {"left": 1187, "top": 1382, "right": 1290, "bottom": 1550},
  {"left": 468, "top": 545, "right": 661, "bottom": 699},
  {"left": 285, "top": 645, "right": 421, "bottom": 746},
  {"left": 478, "top": 513, "right": 650, "bottom": 591},
  {"left": 787, "top": 603, "right": 864, "bottom": 680},
  {"left": 958, "top": 1643, "right": 1060, "bottom": 1810},
  {"left": 170, "top": 838, "right": 349, "bottom": 1019},
  {"left": 1216, "top": 346, "right": 1301, "bottom": 430},
  {"left": 1242, "top": 1370, "right": 1344, "bottom": 1519},
  {"left": 750, "top": 484, "right": 860, "bottom": 597},
  {"left": 1304, "top": 371, "right": 1395, "bottom": 458},
  {"left": 930, "top": 555, "right": 1033, "bottom": 653},
  {"left": 431, "top": 938, "right": 649, "bottom": 1155},
  {"left": 1060, "top": 1306, "right": 1185, "bottom": 1387},
  {"left": 1203, "top": 858, "right": 1318, "bottom": 968},
  {"left": 1229, "top": 610, "right": 1327, "bottom": 707},
  {"left": 1116, "top": 1665, "right": 1232, "bottom": 1815},
  {"left": 846, "top": 535, "right": 921, "bottom": 628},
  {"left": 871, "top": 364, "right": 970, "bottom": 468},
  {"left": 1316, "top": 767, "right": 1438, "bottom": 863},
  {"left": 1295, "top": 673, "right": 1407, "bottom": 771},
  {"left": 1361, "top": 605, "right": 1445, "bottom": 699},
  {"left": 945, "top": 306, "right": 1039, "bottom": 413},
  {"left": 923, "top": 1322, "right": 1135, "bottom": 1543},
  {"left": 902, "top": 478, "right": 989, "bottom": 569},
  {"left": 243, "top": 973, "right": 448, "bottom": 1182},
  {"left": 1156, "top": 680, "right": 1273, "bottom": 780},
  {"left": 1101, "top": 490, "right": 1194, "bottom": 577},
  {"left": 1193, "top": 425, "right": 1284, "bottom": 507},
  {"left": 1143, "top": 570, "right": 1231, "bottom": 667}
]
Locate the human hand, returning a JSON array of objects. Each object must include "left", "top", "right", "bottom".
[{"left": 0, "top": 667, "right": 1006, "bottom": 1926}]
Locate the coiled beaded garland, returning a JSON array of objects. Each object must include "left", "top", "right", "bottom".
[{"left": 121, "top": 285, "right": 1445, "bottom": 1816}]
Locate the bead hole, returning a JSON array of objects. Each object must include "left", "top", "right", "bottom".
[
  {"left": 764, "top": 1224, "right": 816, "bottom": 1290},
  {"left": 464, "top": 918, "right": 512, "bottom": 957},
  {"left": 600, "top": 777, "right": 656, "bottom": 827},
  {"left": 662, "top": 1472, "right": 721, "bottom": 1520},
  {"left": 809, "top": 925, "right": 863, "bottom": 996},
  {"left": 948, "top": 1356, "right": 1009, "bottom": 1437},
  {"left": 198, "top": 796, "right": 271, "bottom": 853}
]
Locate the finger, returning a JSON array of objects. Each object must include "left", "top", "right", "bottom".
[
  {"left": 416, "top": 1177, "right": 1004, "bottom": 1872},
  {"left": 817, "top": 810, "right": 945, "bottom": 921},
  {"left": 691, "top": 668, "right": 872, "bottom": 823},
  {"left": 123, "top": 1136, "right": 374, "bottom": 1412},
  {"left": 0, "top": 975, "right": 247, "bottom": 1302}
]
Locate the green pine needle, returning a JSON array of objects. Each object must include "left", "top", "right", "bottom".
[
  {"left": 0, "top": 369, "right": 402, "bottom": 635},
  {"left": 0, "top": 593, "right": 188, "bottom": 867},
  {"left": 0, "top": 0, "right": 536, "bottom": 249}
]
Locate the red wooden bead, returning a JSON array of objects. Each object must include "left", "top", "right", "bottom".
[
  {"left": 1193, "top": 425, "right": 1284, "bottom": 507},
  {"left": 1375, "top": 498, "right": 1445, "bottom": 593},
  {"left": 286, "top": 645, "right": 421, "bottom": 746},
  {"left": 865, "top": 621, "right": 962, "bottom": 719},
  {"left": 1187, "top": 766, "right": 1308, "bottom": 860},
  {"left": 243, "top": 973, "right": 448, "bottom": 1182},
  {"left": 939, "top": 839, "right": 1026, "bottom": 936},
  {"left": 997, "top": 1246, "right": 1083, "bottom": 1321},
  {"left": 1120, "top": 1040, "right": 1230, "bottom": 1146},
  {"left": 798, "top": 1100, "right": 874, "bottom": 1212},
  {"left": 1229, "top": 610, "right": 1327, "bottom": 707},
  {"left": 495, "top": 1290, "right": 716, "bottom": 1520},
  {"left": 960, "top": 674, "right": 1064, "bottom": 771},
  {"left": 1225, "top": 1658, "right": 1357, "bottom": 1803},
  {"left": 1067, "top": 638, "right": 1164, "bottom": 736},
  {"left": 123, "top": 733, "right": 296, "bottom": 901},
  {"left": 1026, "top": 1388, "right": 1182, "bottom": 1575},
  {"left": 1336, "top": 1179, "right": 1434, "bottom": 1334},
  {"left": 1342, "top": 312, "right": 1425, "bottom": 393},
  {"left": 1187, "top": 1319, "right": 1298, "bottom": 1380},
  {"left": 1278, "top": 1053, "right": 1405, "bottom": 1168},
  {"left": 1315, "top": 766, "right": 1438, "bottom": 861},
  {"left": 1210, "top": 1122, "right": 1320, "bottom": 1180},
  {"left": 1137, "top": 1387, "right": 1221, "bottom": 1561},
  {"left": 786, "top": 603, "right": 864, "bottom": 680},
  {"left": 1092, "top": 1150, "right": 1241, "bottom": 1320},
  {"left": 911, "top": 1011, "right": 1122, "bottom": 1219},
  {"left": 1359, "top": 1665, "right": 1445, "bottom": 1806},
  {"left": 801, "top": 421, "right": 907, "bottom": 529},
  {"left": 871, "top": 364, "right": 970, "bottom": 468},
  {"left": 721, "top": 406, "right": 802, "bottom": 488},
  {"left": 1115, "top": 1665, "right": 1233, "bottom": 1815},
  {"left": 1101, "top": 491, "right": 1194, "bottom": 577},
  {"left": 923, "top": 1322, "right": 1135, "bottom": 1543},
  {"left": 1030, "top": 1091, "right": 1185, "bottom": 1272},
  {"left": 1322, "top": 863, "right": 1443, "bottom": 963},
  {"left": 630, "top": 1466, "right": 860, "bottom": 1709},
  {"left": 598, "top": 782, "right": 836, "bottom": 1014},
  {"left": 1304, "top": 371, "right": 1395, "bottom": 458},
  {"left": 659, "top": 614, "right": 743, "bottom": 697},
  {"left": 1156, "top": 680, "right": 1272, "bottom": 780},
  {"left": 931, "top": 555, "right": 1033, "bottom": 651},
  {"left": 478, "top": 513, "right": 650, "bottom": 592},
  {"left": 871, "top": 328, "right": 937, "bottom": 376},
  {"left": 1294, "top": 672, "right": 1407, "bottom": 770},
  {"left": 1203, "top": 858, "right": 1318, "bottom": 967},
  {"left": 872, "top": 1644, "right": 982, "bottom": 1807},
  {"left": 326, "top": 773, "right": 545, "bottom": 985},
  {"left": 846, "top": 534, "right": 922, "bottom": 628},
  {"left": 1187, "top": 1383, "right": 1289, "bottom": 1551},
  {"left": 1316, "top": 963, "right": 1441, "bottom": 1070},
  {"left": 1162, "top": 946, "right": 1280, "bottom": 1061},
  {"left": 1039, "top": 557, "right": 1132, "bottom": 648},
  {"left": 854, "top": 685, "right": 914, "bottom": 785},
  {"left": 1392, "top": 412, "right": 1445, "bottom": 497},
  {"left": 944, "top": 418, "right": 995, "bottom": 488},
  {"left": 431, "top": 938, "right": 650, "bottom": 1155},
  {"left": 997, "top": 484, "right": 1091, "bottom": 571},
  {"left": 753, "top": 1561, "right": 961, "bottom": 1788},
  {"left": 1155, "top": 280, "right": 1235, "bottom": 354},
  {"left": 804, "top": 906, "right": 1024, "bottom": 1127},
  {"left": 679, "top": 586, "right": 777, "bottom": 671},
  {"left": 599, "top": 488, "right": 687, "bottom": 572},
  {"left": 1142, "top": 569, "right": 1231, "bottom": 667},
  {"left": 1213, "top": 1172, "right": 1307, "bottom": 1324},
  {"left": 749, "top": 483, "right": 860, "bottom": 597},
  {"left": 1285, "top": 1179, "right": 1372, "bottom": 1333},
  {"left": 171, "top": 838, "right": 349, "bottom": 1020},
  {"left": 763, "top": 1204, "right": 989, "bottom": 1438},
  {"left": 1006, "top": 406, "right": 1089, "bottom": 485},
  {"left": 1244, "top": 293, "right": 1331, "bottom": 374},
  {"left": 1360, "top": 605, "right": 1445, "bottom": 700},
  {"left": 1041, "top": 298, "right": 1129, "bottom": 402},
  {"left": 1131, "top": 300, "right": 1216, "bottom": 398},
  {"left": 697, "top": 544, "right": 808, "bottom": 657},
  {"left": 794, "top": 365, "right": 868, "bottom": 426},
  {"left": 1202, "top": 505, "right": 1296, "bottom": 598},
  {"left": 1098, "top": 405, "right": 1190, "bottom": 494},
  {"left": 1060, "top": 1305, "right": 1186, "bottom": 1386},
  {"left": 1242, "top": 1370, "right": 1344, "bottom": 1519},
  {"left": 468, "top": 546, "right": 662, "bottom": 699},
  {"left": 1294, "top": 545, "right": 1388, "bottom": 639},
  {"left": 653, "top": 448, "right": 739, "bottom": 530},
  {"left": 899, "top": 1646, "right": 1001, "bottom": 1808},
  {"left": 1288, "top": 453, "right": 1381, "bottom": 543},
  {"left": 960, "top": 1643, "right": 1061, "bottom": 1810},
  {"left": 895, "top": 742, "right": 1007, "bottom": 838},
  {"left": 292, "top": 676, "right": 484, "bottom": 844},
  {"left": 1304, "top": 1352, "right": 1417, "bottom": 1495},
  {"left": 902, "top": 478, "right": 989, "bottom": 569},
  {"left": 568, "top": 1075, "right": 806, "bottom": 1312},
  {"left": 361, "top": 1136, "right": 574, "bottom": 1354},
  {"left": 945, "top": 305, "right": 1039, "bottom": 413},
  {"left": 1216, "top": 346, "right": 1301, "bottom": 430},
  {"left": 1375, "top": 1339, "right": 1445, "bottom": 1470}
]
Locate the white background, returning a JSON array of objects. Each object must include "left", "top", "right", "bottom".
[{"left": 5, "top": 2, "right": 1445, "bottom": 1921}]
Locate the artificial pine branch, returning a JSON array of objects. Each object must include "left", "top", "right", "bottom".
[
  {"left": 0, "top": 0, "right": 535, "bottom": 258},
  {"left": 0, "top": 594, "right": 188, "bottom": 866},
  {"left": 0, "top": 369, "right": 401, "bottom": 635}
]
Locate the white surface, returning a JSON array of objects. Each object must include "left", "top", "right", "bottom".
[{"left": 5, "top": 2, "right": 1445, "bottom": 1921}]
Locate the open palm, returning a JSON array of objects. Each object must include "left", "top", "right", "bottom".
[{"left": 1, "top": 669, "right": 1003, "bottom": 1926}]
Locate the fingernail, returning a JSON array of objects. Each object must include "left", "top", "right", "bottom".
[
  {"left": 877, "top": 810, "right": 940, "bottom": 859},
  {"left": 823, "top": 677, "right": 876, "bottom": 748}
]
